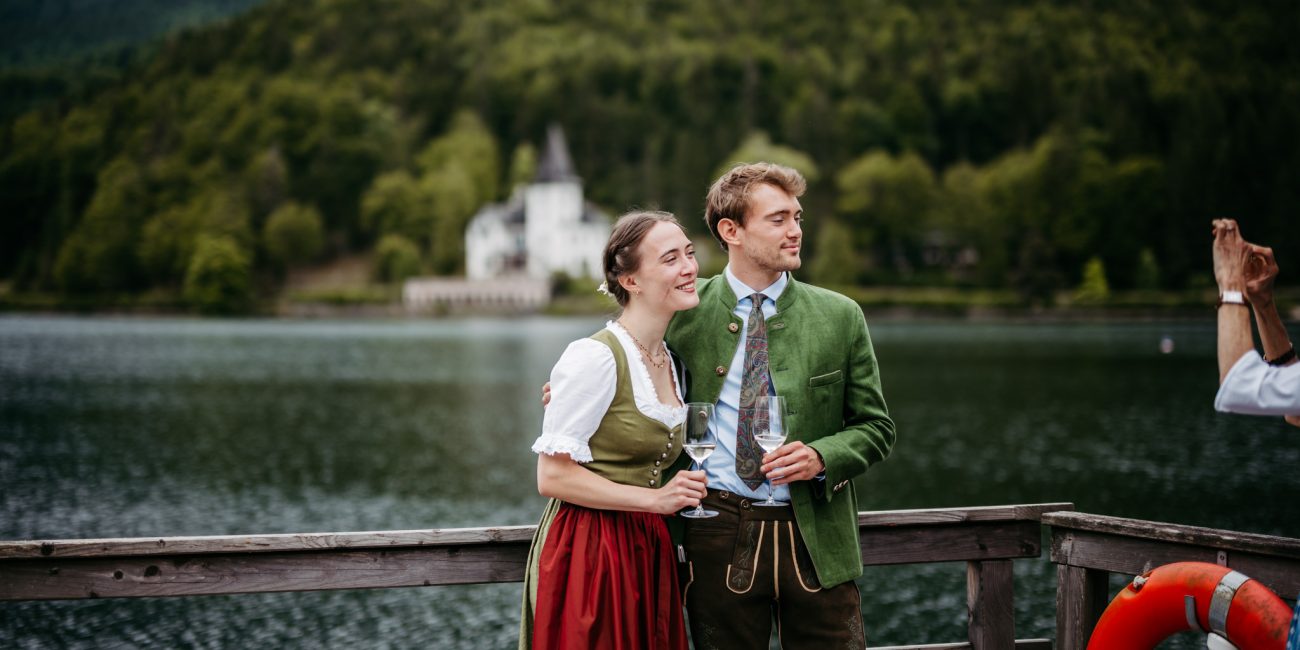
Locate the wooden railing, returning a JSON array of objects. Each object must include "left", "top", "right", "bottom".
[
  {"left": 1045, "top": 511, "right": 1300, "bottom": 650},
  {"left": 0, "top": 502, "right": 1070, "bottom": 650}
]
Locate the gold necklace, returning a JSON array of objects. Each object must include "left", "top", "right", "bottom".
[{"left": 618, "top": 320, "right": 667, "bottom": 369}]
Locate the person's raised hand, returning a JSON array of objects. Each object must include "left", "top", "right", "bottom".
[
  {"left": 1212, "top": 218, "right": 1250, "bottom": 292},
  {"left": 1243, "top": 243, "right": 1279, "bottom": 307},
  {"left": 541, "top": 382, "right": 551, "bottom": 407}
]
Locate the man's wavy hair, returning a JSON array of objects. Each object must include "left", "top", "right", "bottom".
[{"left": 704, "top": 162, "right": 806, "bottom": 251}]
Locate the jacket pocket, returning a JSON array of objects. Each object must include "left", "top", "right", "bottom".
[{"left": 808, "top": 369, "right": 843, "bottom": 388}]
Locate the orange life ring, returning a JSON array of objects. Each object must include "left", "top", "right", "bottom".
[{"left": 1087, "top": 561, "right": 1293, "bottom": 650}]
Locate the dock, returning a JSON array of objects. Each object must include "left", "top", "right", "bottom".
[{"left": 3, "top": 503, "right": 1299, "bottom": 649}]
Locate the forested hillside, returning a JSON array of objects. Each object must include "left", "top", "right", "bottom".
[
  {"left": 2, "top": 0, "right": 1298, "bottom": 312},
  {"left": 0, "top": 0, "right": 267, "bottom": 68}
]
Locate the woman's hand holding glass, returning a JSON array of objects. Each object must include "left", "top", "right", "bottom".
[
  {"left": 679, "top": 403, "right": 718, "bottom": 518},
  {"left": 654, "top": 469, "right": 707, "bottom": 516}
]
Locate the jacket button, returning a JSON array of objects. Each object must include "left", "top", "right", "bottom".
[
  {"left": 728, "top": 322, "right": 739, "bottom": 333},
  {"left": 652, "top": 469, "right": 659, "bottom": 476},
  {"left": 660, "top": 452, "right": 667, "bottom": 459},
  {"left": 654, "top": 460, "right": 661, "bottom": 467},
  {"left": 649, "top": 479, "right": 657, "bottom": 486},
  {"left": 715, "top": 366, "right": 727, "bottom": 376},
  {"left": 666, "top": 442, "right": 673, "bottom": 450}
]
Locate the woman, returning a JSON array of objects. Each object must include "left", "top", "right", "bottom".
[{"left": 519, "top": 211, "right": 707, "bottom": 650}]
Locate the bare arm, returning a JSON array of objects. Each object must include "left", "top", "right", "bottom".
[
  {"left": 537, "top": 453, "right": 707, "bottom": 515},
  {"left": 1213, "top": 219, "right": 1254, "bottom": 384},
  {"left": 1243, "top": 244, "right": 1295, "bottom": 365},
  {"left": 1244, "top": 243, "right": 1300, "bottom": 429}
]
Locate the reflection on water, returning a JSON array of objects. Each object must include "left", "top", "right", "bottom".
[{"left": 2, "top": 315, "right": 1297, "bottom": 648}]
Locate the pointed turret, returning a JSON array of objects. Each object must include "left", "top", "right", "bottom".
[{"left": 534, "top": 124, "right": 579, "bottom": 183}]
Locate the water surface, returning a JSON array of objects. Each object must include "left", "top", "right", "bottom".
[{"left": 2, "top": 315, "right": 1296, "bottom": 648}]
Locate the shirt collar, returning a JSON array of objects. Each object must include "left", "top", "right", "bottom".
[{"left": 724, "top": 265, "right": 788, "bottom": 307}]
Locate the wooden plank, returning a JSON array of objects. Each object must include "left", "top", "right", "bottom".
[
  {"left": 861, "top": 521, "right": 1042, "bottom": 565},
  {"left": 1052, "top": 527, "right": 1300, "bottom": 597},
  {"left": 1043, "top": 511, "right": 1300, "bottom": 560},
  {"left": 860, "top": 503, "right": 1073, "bottom": 527},
  {"left": 0, "top": 504, "right": 1074, "bottom": 562},
  {"left": 0, "top": 505, "right": 1057, "bottom": 602},
  {"left": 1, "top": 521, "right": 1042, "bottom": 600},
  {"left": 1054, "top": 561, "right": 1109, "bottom": 650},
  {"left": 0, "top": 541, "right": 532, "bottom": 601},
  {"left": 871, "top": 640, "right": 1052, "bottom": 650},
  {"left": 965, "top": 559, "right": 1015, "bottom": 650},
  {"left": 0, "top": 526, "right": 538, "bottom": 560}
]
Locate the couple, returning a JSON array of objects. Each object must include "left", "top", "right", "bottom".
[{"left": 519, "top": 162, "right": 897, "bottom": 649}]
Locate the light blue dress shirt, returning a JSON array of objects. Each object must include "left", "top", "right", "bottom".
[{"left": 701, "top": 266, "right": 791, "bottom": 503}]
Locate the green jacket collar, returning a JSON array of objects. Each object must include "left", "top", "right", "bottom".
[{"left": 712, "top": 270, "right": 804, "bottom": 314}]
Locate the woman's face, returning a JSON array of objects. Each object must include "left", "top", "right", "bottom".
[{"left": 624, "top": 221, "right": 699, "bottom": 313}]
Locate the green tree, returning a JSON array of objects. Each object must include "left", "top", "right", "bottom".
[
  {"left": 246, "top": 147, "right": 290, "bottom": 219},
  {"left": 426, "top": 164, "right": 478, "bottom": 274},
  {"left": 1075, "top": 257, "right": 1110, "bottom": 304},
  {"left": 53, "top": 157, "right": 148, "bottom": 292},
  {"left": 836, "top": 149, "right": 937, "bottom": 276},
  {"left": 712, "top": 132, "right": 820, "bottom": 184},
  {"left": 374, "top": 234, "right": 421, "bottom": 283},
  {"left": 936, "top": 162, "right": 999, "bottom": 285},
  {"left": 138, "top": 188, "right": 252, "bottom": 284},
  {"left": 507, "top": 142, "right": 538, "bottom": 190},
  {"left": 360, "top": 170, "right": 436, "bottom": 248},
  {"left": 1135, "top": 248, "right": 1161, "bottom": 291},
  {"left": 184, "top": 235, "right": 253, "bottom": 314},
  {"left": 263, "top": 202, "right": 324, "bottom": 267},
  {"left": 417, "top": 110, "right": 500, "bottom": 206},
  {"left": 809, "top": 219, "right": 859, "bottom": 286}
]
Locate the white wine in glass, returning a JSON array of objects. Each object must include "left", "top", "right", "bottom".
[
  {"left": 680, "top": 402, "right": 718, "bottom": 519},
  {"left": 753, "top": 395, "right": 787, "bottom": 507}
]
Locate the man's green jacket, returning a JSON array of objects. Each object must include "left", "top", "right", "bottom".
[{"left": 666, "top": 273, "right": 896, "bottom": 588}]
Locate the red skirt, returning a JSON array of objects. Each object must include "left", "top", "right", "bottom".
[{"left": 533, "top": 503, "right": 688, "bottom": 650}]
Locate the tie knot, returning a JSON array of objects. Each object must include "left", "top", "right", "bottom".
[{"left": 749, "top": 293, "right": 767, "bottom": 308}]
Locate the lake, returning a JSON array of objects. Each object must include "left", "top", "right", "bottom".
[{"left": 2, "top": 314, "right": 1297, "bottom": 648}]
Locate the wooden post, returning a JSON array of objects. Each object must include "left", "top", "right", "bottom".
[
  {"left": 966, "top": 559, "right": 1015, "bottom": 650},
  {"left": 1054, "top": 562, "right": 1110, "bottom": 650}
]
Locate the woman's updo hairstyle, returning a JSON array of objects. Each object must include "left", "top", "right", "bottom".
[{"left": 601, "top": 210, "right": 682, "bottom": 307}]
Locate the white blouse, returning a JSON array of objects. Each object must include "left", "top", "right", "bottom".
[
  {"left": 532, "top": 322, "right": 686, "bottom": 462},
  {"left": 1215, "top": 350, "right": 1300, "bottom": 415}
]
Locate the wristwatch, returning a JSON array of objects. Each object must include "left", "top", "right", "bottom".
[{"left": 1217, "top": 290, "right": 1246, "bottom": 308}]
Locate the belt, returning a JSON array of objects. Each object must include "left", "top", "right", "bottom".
[{"left": 701, "top": 491, "right": 795, "bottom": 521}]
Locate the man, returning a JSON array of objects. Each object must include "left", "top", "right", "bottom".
[
  {"left": 665, "top": 162, "right": 895, "bottom": 649},
  {"left": 1212, "top": 217, "right": 1299, "bottom": 427}
]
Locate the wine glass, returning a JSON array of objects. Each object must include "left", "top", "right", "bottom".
[
  {"left": 679, "top": 402, "right": 718, "bottom": 519},
  {"left": 752, "top": 395, "right": 788, "bottom": 507}
]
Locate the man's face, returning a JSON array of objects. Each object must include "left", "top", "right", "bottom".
[{"left": 732, "top": 183, "right": 803, "bottom": 273}]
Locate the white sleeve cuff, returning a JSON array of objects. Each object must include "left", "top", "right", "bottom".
[{"left": 531, "top": 434, "right": 594, "bottom": 463}]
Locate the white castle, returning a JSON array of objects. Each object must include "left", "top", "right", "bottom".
[{"left": 465, "top": 125, "right": 610, "bottom": 281}]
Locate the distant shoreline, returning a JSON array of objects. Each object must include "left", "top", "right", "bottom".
[{"left": 4, "top": 283, "right": 1297, "bottom": 322}]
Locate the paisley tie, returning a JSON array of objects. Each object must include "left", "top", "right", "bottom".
[{"left": 735, "top": 293, "right": 771, "bottom": 489}]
